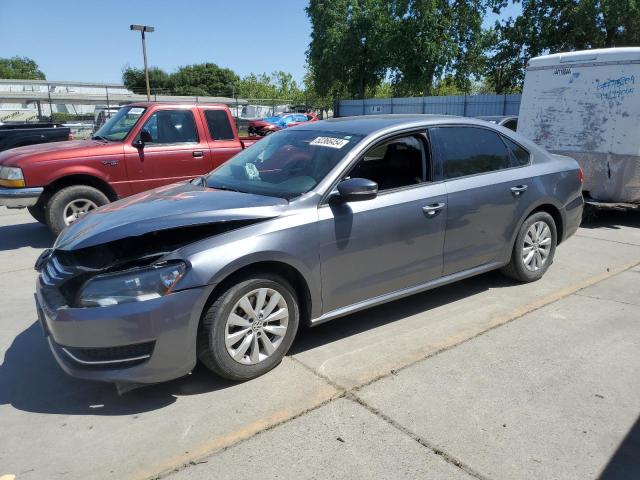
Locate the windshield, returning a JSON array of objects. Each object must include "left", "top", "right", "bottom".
[
  {"left": 93, "top": 106, "right": 146, "bottom": 141},
  {"left": 205, "top": 129, "right": 364, "bottom": 199}
]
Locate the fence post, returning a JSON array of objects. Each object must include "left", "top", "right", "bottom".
[
  {"left": 362, "top": 99, "right": 365, "bottom": 116},
  {"left": 47, "top": 84, "right": 53, "bottom": 122},
  {"left": 463, "top": 95, "right": 468, "bottom": 117},
  {"left": 503, "top": 94, "right": 507, "bottom": 115}
]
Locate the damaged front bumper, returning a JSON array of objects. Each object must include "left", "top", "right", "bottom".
[
  {"left": 0, "top": 186, "right": 43, "bottom": 208},
  {"left": 35, "top": 278, "right": 210, "bottom": 385}
]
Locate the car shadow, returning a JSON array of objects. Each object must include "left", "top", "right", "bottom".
[
  {"left": 581, "top": 209, "right": 640, "bottom": 230},
  {"left": 599, "top": 415, "right": 640, "bottom": 479},
  {"left": 0, "top": 321, "right": 237, "bottom": 416},
  {"left": 0, "top": 270, "right": 507, "bottom": 417},
  {"left": 290, "top": 270, "right": 507, "bottom": 353},
  {"left": 0, "top": 220, "right": 55, "bottom": 250}
]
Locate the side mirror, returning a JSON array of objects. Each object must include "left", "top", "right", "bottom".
[
  {"left": 134, "top": 129, "right": 153, "bottom": 148},
  {"left": 336, "top": 178, "right": 378, "bottom": 202}
]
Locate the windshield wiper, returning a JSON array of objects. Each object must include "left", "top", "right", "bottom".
[
  {"left": 208, "top": 183, "right": 244, "bottom": 193},
  {"left": 92, "top": 134, "right": 110, "bottom": 142}
]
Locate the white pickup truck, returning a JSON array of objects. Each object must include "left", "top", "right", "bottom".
[{"left": 518, "top": 47, "right": 640, "bottom": 210}]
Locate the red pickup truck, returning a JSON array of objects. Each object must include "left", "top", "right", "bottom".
[{"left": 0, "top": 102, "right": 261, "bottom": 234}]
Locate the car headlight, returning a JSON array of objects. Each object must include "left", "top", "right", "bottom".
[
  {"left": 77, "top": 262, "right": 187, "bottom": 307},
  {"left": 0, "top": 166, "right": 25, "bottom": 187}
]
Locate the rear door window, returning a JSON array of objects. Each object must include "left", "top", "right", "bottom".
[
  {"left": 204, "top": 109, "right": 235, "bottom": 141},
  {"left": 432, "top": 127, "right": 511, "bottom": 180}
]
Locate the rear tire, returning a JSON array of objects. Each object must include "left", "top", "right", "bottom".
[
  {"left": 197, "top": 273, "right": 299, "bottom": 381},
  {"left": 501, "top": 211, "right": 557, "bottom": 282},
  {"left": 45, "top": 185, "right": 109, "bottom": 236}
]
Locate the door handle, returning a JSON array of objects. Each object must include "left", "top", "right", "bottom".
[
  {"left": 510, "top": 185, "right": 528, "bottom": 197},
  {"left": 422, "top": 202, "right": 445, "bottom": 217},
  {"left": 192, "top": 151, "right": 204, "bottom": 158}
]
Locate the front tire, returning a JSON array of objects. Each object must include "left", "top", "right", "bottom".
[
  {"left": 27, "top": 203, "right": 46, "bottom": 224},
  {"left": 45, "top": 185, "right": 109, "bottom": 236},
  {"left": 197, "top": 274, "right": 299, "bottom": 381},
  {"left": 501, "top": 211, "right": 557, "bottom": 282}
]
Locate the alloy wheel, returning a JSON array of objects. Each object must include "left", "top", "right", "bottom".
[
  {"left": 522, "top": 220, "right": 552, "bottom": 271},
  {"left": 225, "top": 288, "right": 289, "bottom": 365}
]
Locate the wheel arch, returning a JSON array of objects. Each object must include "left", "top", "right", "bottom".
[
  {"left": 43, "top": 174, "right": 118, "bottom": 202},
  {"left": 200, "top": 260, "right": 313, "bottom": 327},
  {"left": 529, "top": 203, "right": 564, "bottom": 244}
]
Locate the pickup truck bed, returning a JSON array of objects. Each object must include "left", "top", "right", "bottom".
[{"left": 0, "top": 123, "right": 71, "bottom": 152}]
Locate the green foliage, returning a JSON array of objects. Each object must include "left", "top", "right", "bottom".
[
  {"left": 170, "top": 63, "right": 239, "bottom": 96},
  {"left": 487, "top": 0, "right": 640, "bottom": 92},
  {"left": 306, "top": 0, "right": 392, "bottom": 99},
  {"left": 306, "top": 0, "right": 492, "bottom": 98},
  {"left": 387, "top": 0, "right": 487, "bottom": 96},
  {"left": 122, "top": 63, "right": 238, "bottom": 97},
  {"left": 0, "top": 56, "right": 45, "bottom": 80},
  {"left": 237, "top": 71, "right": 305, "bottom": 102},
  {"left": 51, "top": 112, "right": 92, "bottom": 123},
  {"left": 122, "top": 66, "right": 171, "bottom": 94}
]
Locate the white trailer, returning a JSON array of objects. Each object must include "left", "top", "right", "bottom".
[{"left": 518, "top": 47, "right": 640, "bottom": 207}]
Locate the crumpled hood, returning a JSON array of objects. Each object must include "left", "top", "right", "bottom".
[
  {"left": 0, "top": 139, "right": 123, "bottom": 167},
  {"left": 55, "top": 182, "right": 289, "bottom": 251}
]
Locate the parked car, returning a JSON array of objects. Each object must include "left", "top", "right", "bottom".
[
  {"left": 0, "top": 122, "right": 72, "bottom": 152},
  {"left": 34, "top": 115, "right": 583, "bottom": 389},
  {"left": 249, "top": 112, "right": 318, "bottom": 136},
  {"left": 476, "top": 116, "right": 518, "bottom": 131},
  {"left": 0, "top": 102, "right": 261, "bottom": 234},
  {"left": 518, "top": 47, "right": 640, "bottom": 211}
]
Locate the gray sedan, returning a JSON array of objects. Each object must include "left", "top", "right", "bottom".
[{"left": 34, "top": 115, "right": 584, "bottom": 387}]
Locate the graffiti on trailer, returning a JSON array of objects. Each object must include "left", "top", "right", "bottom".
[{"left": 595, "top": 75, "right": 635, "bottom": 101}]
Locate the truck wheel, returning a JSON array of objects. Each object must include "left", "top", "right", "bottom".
[
  {"left": 27, "top": 204, "right": 46, "bottom": 224},
  {"left": 197, "top": 273, "right": 299, "bottom": 381},
  {"left": 45, "top": 185, "right": 109, "bottom": 236},
  {"left": 501, "top": 211, "right": 557, "bottom": 282}
]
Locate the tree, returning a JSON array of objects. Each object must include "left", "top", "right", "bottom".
[
  {"left": 306, "top": 0, "right": 392, "bottom": 99},
  {"left": 387, "top": 0, "right": 488, "bottom": 96},
  {"left": 238, "top": 71, "right": 306, "bottom": 102},
  {"left": 0, "top": 56, "right": 45, "bottom": 80},
  {"left": 306, "top": 0, "right": 494, "bottom": 99},
  {"left": 122, "top": 66, "right": 171, "bottom": 94},
  {"left": 122, "top": 63, "right": 239, "bottom": 97},
  {"left": 486, "top": 0, "right": 640, "bottom": 92},
  {"left": 170, "top": 63, "right": 239, "bottom": 97}
]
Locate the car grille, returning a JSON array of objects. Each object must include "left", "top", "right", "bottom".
[
  {"left": 57, "top": 341, "right": 156, "bottom": 369},
  {"left": 40, "top": 253, "right": 75, "bottom": 287}
]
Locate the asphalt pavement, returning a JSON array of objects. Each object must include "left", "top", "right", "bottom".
[{"left": 0, "top": 207, "right": 638, "bottom": 480}]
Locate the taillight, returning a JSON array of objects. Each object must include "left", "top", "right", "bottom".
[
  {"left": 578, "top": 167, "right": 584, "bottom": 184},
  {"left": 67, "top": 131, "right": 74, "bottom": 141}
]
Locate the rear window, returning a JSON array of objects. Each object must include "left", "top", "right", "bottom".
[
  {"left": 433, "top": 127, "right": 511, "bottom": 179},
  {"left": 204, "top": 110, "right": 235, "bottom": 140},
  {"left": 502, "top": 136, "right": 530, "bottom": 167}
]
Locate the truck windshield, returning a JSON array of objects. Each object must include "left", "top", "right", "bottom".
[
  {"left": 93, "top": 106, "right": 146, "bottom": 141},
  {"left": 205, "top": 129, "right": 364, "bottom": 199}
]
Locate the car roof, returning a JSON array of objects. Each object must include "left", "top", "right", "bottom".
[
  {"left": 296, "top": 114, "right": 488, "bottom": 135},
  {"left": 476, "top": 115, "right": 517, "bottom": 121}
]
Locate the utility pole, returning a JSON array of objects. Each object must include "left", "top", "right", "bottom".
[{"left": 130, "top": 24, "right": 155, "bottom": 101}]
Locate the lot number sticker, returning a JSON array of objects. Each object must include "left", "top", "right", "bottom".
[{"left": 310, "top": 137, "right": 350, "bottom": 149}]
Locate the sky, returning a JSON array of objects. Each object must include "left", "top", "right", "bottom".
[{"left": 0, "top": 0, "right": 520, "bottom": 86}]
